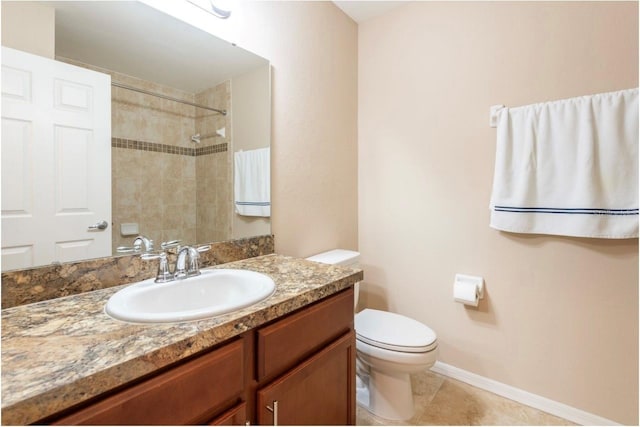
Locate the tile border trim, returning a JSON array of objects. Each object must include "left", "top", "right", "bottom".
[
  {"left": 431, "top": 361, "right": 621, "bottom": 426},
  {"left": 112, "top": 137, "right": 227, "bottom": 156}
]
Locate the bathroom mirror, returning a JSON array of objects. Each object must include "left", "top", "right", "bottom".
[{"left": 1, "top": 1, "right": 271, "bottom": 271}]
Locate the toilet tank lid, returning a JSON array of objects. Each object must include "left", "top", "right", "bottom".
[{"left": 306, "top": 249, "right": 360, "bottom": 266}]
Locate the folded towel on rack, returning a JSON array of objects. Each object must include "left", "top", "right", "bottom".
[
  {"left": 489, "top": 88, "right": 639, "bottom": 239},
  {"left": 234, "top": 147, "right": 270, "bottom": 217}
]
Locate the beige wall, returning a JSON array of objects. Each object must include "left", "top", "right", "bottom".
[
  {"left": 1, "top": 2, "right": 55, "bottom": 58},
  {"left": 358, "top": 2, "right": 638, "bottom": 424}
]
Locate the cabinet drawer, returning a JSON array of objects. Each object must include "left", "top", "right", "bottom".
[
  {"left": 257, "top": 288, "right": 353, "bottom": 381},
  {"left": 53, "top": 340, "right": 244, "bottom": 425}
]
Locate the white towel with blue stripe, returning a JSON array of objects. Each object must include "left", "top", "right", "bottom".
[
  {"left": 489, "top": 88, "right": 639, "bottom": 239},
  {"left": 234, "top": 147, "right": 270, "bottom": 217}
]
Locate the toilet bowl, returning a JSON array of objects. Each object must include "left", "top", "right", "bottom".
[
  {"left": 355, "top": 308, "right": 438, "bottom": 420},
  {"left": 306, "top": 249, "right": 438, "bottom": 421}
]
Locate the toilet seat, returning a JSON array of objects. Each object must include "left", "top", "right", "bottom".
[{"left": 355, "top": 309, "right": 437, "bottom": 353}]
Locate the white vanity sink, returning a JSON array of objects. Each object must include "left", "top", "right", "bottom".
[{"left": 105, "top": 269, "right": 276, "bottom": 323}]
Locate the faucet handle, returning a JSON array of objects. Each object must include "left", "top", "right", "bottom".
[
  {"left": 141, "top": 252, "right": 173, "bottom": 283},
  {"left": 196, "top": 245, "right": 211, "bottom": 253}
]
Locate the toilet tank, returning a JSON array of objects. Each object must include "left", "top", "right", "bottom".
[
  {"left": 306, "top": 249, "right": 361, "bottom": 308},
  {"left": 306, "top": 249, "right": 360, "bottom": 267}
]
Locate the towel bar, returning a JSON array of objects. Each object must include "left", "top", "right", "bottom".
[{"left": 489, "top": 105, "right": 505, "bottom": 128}]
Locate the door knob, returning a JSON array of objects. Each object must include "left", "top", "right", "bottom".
[{"left": 88, "top": 220, "right": 109, "bottom": 231}]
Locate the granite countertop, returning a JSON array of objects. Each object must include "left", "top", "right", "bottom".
[{"left": 1, "top": 254, "right": 363, "bottom": 425}]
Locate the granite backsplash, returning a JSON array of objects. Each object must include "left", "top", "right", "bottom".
[{"left": 1, "top": 235, "right": 274, "bottom": 309}]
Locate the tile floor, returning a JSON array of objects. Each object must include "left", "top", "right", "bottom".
[{"left": 356, "top": 371, "right": 577, "bottom": 426}]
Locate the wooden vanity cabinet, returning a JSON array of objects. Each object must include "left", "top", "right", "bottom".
[
  {"left": 52, "top": 340, "right": 245, "bottom": 426},
  {"left": 254, "top": 288, "right": 356, "bottom": 425},
  {"left": 47, "top": 288, "right": 355, "bottom": 426},
  {"left": 256, "top": 332, "right": 356, "bottom": 426},
  {"left": 256, "top": 288, "right": 354, "bottom": 382}
]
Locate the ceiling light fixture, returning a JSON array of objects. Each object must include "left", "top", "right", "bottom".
[{"left": 186, "top": 0, "right": 231, "bottom": 19}]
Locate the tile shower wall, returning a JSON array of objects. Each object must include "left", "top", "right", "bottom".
[
  {"left": 110, "top": 71, "right": 198, "bottom": 252},
  {"left": 112, "top": 77, "right": 232, "bottom": 251},
  {"left": 195, "top": 83, "right": 233, "bottom": 243},
  {"left": 59, "top": 58, "right": 232, "bottom": 252}
]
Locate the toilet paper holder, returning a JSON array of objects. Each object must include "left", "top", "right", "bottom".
[{"left": 453, "top": 274, "right": 484, "bottom": 305}]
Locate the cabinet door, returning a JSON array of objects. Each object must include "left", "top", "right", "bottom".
[
  {"left": 53, "top": 340, "right": 244, "bottom": 425},
  {"left": 257, "top": 331, "right": 356, "bottom": 426}
]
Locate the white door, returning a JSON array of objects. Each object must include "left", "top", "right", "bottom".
[{"left": 2, "top": 47, "right": 112, "bottom": 270}]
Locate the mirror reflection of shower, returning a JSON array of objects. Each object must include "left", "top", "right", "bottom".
[{"left": 0, "top": 1, "right": 271, "bottom": 271}]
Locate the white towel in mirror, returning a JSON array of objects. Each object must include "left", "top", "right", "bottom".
[{"left": 234, "top": 148, "right": 271, "bottom": 217}]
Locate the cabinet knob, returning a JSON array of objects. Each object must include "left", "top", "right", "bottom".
[{"left": 266, "top": 400, "right": 279, "bottom": 426}]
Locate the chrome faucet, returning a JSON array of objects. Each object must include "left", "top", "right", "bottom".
[
  {"left": 141, "top": 244, "right": 211, "bottom": 283},
  {"left": 174, "top": 246, "right": 198, "bottom": 279}
]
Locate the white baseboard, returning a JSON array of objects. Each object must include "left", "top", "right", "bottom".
[{"left": 430, "top": 361, "right": 621, "bottom": 426}]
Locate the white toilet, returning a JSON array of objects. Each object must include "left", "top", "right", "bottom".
[{"left": 306, "top": 249, "right": 438, "bottom": 421}]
